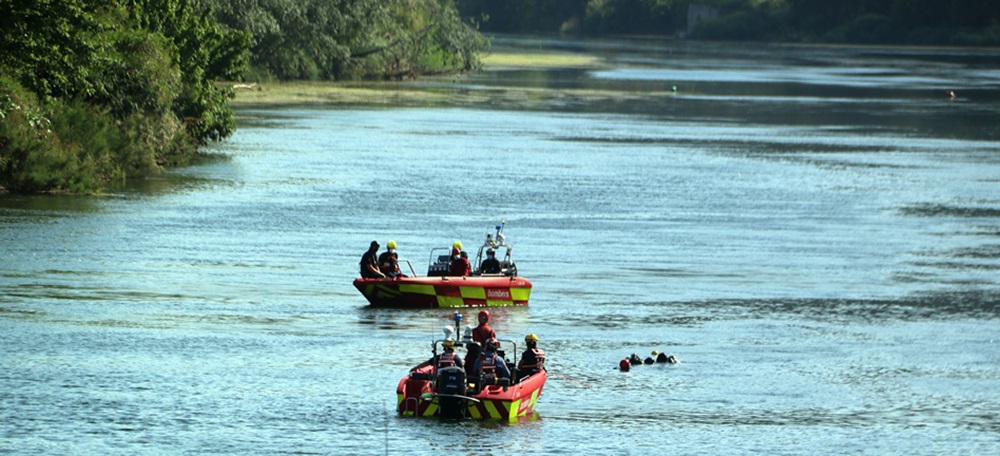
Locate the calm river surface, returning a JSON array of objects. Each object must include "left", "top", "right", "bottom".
[{"left": 3, "top": 37, "right": 1000, "bottom": 455}]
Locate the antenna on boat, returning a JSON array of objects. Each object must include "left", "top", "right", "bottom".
[
  {"left": 453, "top": 311, "right": 463, "bottom": 336},
  {"left": 495, "top": 220, "right": 506, "bottom": 246}
]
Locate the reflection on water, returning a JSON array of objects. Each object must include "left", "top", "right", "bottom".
[{"left": 2, "top": 36, "right": 1000, "bottom": 455}]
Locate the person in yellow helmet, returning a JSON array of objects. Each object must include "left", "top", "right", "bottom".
[
  {"left": 411, "top": 339, "right": 464, "bottom": 373},
  {"left": 378, "top": 240, "right": 406, "bottom": 278},
  {"left": 516, "top": 333, "right": 546, "bottom": 380}
]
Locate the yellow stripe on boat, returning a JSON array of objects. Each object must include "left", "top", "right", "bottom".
[
  {"left": 460, "top": 287, "right": 487, "bottom": 299},
  {"left": 398, "top": 284, "right": 437, "bottom": 296},
  {"left": 375, "top": 284, "right": 402, "bottom": 298},
  {"left": 437, "top": 295, "right": 465, "bottom": 308},
  {"left": 397, "top": 393, "right": 415, "bottom": 416},
  {"left": 511, "top": 287, "right": 531, "bottom": 301},
  {"left": 509, "top": 398, "right": 522, "bottom": 420},
  {"left": 467, "top": 404, "right": 482, "bottom": 419},
  {"left": 527, "top": 388, "right": 540, "bottom": 411},
  {"left": 423, "top": 400, "right": 438, "bottom": 417},
  {"left": 483, "top": 400, "right": 502, "bottom": 419}
]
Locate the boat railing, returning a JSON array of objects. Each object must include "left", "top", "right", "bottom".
[
  {"left": 427, "top": 248, "right": 451, "bottom": 276},
  {"left": 472, "top": 243, "right": 517, "bottom": 277},
  {"left": 401, "top": 396, "right": 420, "bottom": 416},
  {"left": 398, "top": 259, "right": 417, "bottom": 277}
]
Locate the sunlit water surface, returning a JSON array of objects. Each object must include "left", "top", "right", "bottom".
[{"left": 3, "top": 38, "right": 999, "bottom": 455}]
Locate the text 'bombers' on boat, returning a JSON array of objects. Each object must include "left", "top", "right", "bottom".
[
  {"left": 354, "top": 221, "right": 533, "bottom": 308},
  {"left": 397, "top": 313, "right": 547, "bottom": 421}
]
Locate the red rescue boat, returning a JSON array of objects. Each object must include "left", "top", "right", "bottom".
[
  {"left": 396, "top": 320, "right": 546, "bottom": 421},
  {"left": 354, "top": 221, "right": 532, "bottom": 308}
]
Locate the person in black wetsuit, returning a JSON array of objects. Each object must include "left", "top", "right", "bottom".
[
  {"left": 480, "top": 248, "right": 501, "bottom": 274},
  {"left": 359, "top": 240, "right": 385, "bottom": 279}
]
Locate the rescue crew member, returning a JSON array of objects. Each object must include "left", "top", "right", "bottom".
[
  {"left": 436, "top": 340, "right": 463, "bottom": 370},
  {"left": 516, "top": 333, "right": 546, "bottom": 379},
  {"left": 474, "top": 338, "right": 510, "bottom": 380},
  {"left": 412, "top": 339, "right": 464, "bottom": 373},
  {"left": 480, "top": 248, "right": 501, "bottom": 274},
  {"left": 448, "top": 241, "right": 463, "bottom": 272},
  {"left": 464, "top": 310, "right": 496, "bottom": 371},
  {"left": 450, "top": 250, "right": 471, "bottom": 276},
  {"left": 359, "top": 240, "right": 385, "bottom": 279},
  {"left": 472, "top": 310, "right": 496, "bottom": 344},
  {"left": 378, "top": 240, "right": 405, "bottom": 278}
]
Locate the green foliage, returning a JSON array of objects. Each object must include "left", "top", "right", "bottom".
[
  {"left": 124, "top": 0, "right": 250, "bottom": 143},
  {"left": 582, "top": 0, "right": 684, "bottom": 35},
  {"left": 1, "top": 0, "right": 250, "bottom": 193},
  {"left": 824, "top": 14, "right": 899, "bottom": 44},
  {"left": 457, "top": 0, "right": 1000, "bottom": 45},
  {"left": 459, "top": 0, "right": 590, "bottom": 33},
  {"left": 0, "top": 1, "right": 103, "bottom": 101},
  {"left": 92, "top": 29, "right": 181, "bottom": 119},
  {"left": 0, "top": 76, "right": 122, "bottom": 193},
  {"left": 206, "top": 0, "right": 487, "bottom": 81}
]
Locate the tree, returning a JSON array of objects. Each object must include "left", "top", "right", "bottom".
[
  {"left": 0, "top": 0, "right": 104, "bottom": 101},
  {"left": 1, "top": 0, "right": 251, "bottom": 193},
  {"left": 206, "top": 0, "right": 487, "bottom": 81}
]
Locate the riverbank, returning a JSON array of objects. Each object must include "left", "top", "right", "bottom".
[{"left": 230, "top": 50, "right": 603, "bottom": 106}]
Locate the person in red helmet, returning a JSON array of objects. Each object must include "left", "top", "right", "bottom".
[
  {"left": 474, "top": 338, "right": 510, "bottom": 381},
  {"left": 472, "top": 310, "right": 496, "bottom": 344},
  {"left": 465, "top": 310, "right": 497, "bottom": 375},
  {"left": 450, "top": 250, "right": 471, "bottom": 276}
]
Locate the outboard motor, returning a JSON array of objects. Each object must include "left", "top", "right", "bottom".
[{"left": 436, "top": 366, "right": 468, "bottom": 419}]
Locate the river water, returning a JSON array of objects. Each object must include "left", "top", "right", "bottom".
[{"left": 2, "top": 37, "right": 999, "bottom": 455}]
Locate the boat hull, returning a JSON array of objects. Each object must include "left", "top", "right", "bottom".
[
  {"left": 353, "top": 276, "right": 532, "bottom": 308},
  {"left": 396, "top": 365, "right": 546, "bottom": 421}
]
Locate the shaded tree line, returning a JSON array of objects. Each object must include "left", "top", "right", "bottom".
[
  {"left": 458, "top": 0, "right": 1000, "bottom": 45},
  {"left": 204, "top": 0, "right": 488, "bottom": 81}
]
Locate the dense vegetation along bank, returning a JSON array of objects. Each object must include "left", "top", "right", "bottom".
[{"left": 0, "top": 0, "right": 485, "bottom": 194}]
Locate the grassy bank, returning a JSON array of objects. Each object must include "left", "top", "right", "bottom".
[
  {"left": 231, "top": 50, "right": 604, "bottom": 106},
  {"left": 480, "top": 51, "right": 601, "bottom": 69}
]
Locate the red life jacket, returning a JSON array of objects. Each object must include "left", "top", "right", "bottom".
[
  {"left": 520, "top": 348, "right": 546, "bottom": 372},
  {"left": 437, "top": 352, "right": 458, "bottom": 369},
  {"left": 529, "top": 348, "right": 546, "bottom": 369},
  {"left": 479, "top": 354, "right": 497, "bottom": 376},
  {"left": 379, "top": 251, "right": 399, "bottom": 274}
]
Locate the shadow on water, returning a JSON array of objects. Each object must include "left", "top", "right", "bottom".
[
  {"left": 0, "top": 194, "right": 103, "bottom": 214},
  {"left": 900, "top": 203, "right": 1000, "bottom": 218},
  {"left": 557, "top": 291, "right": 1000, "bottom": 330}
]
